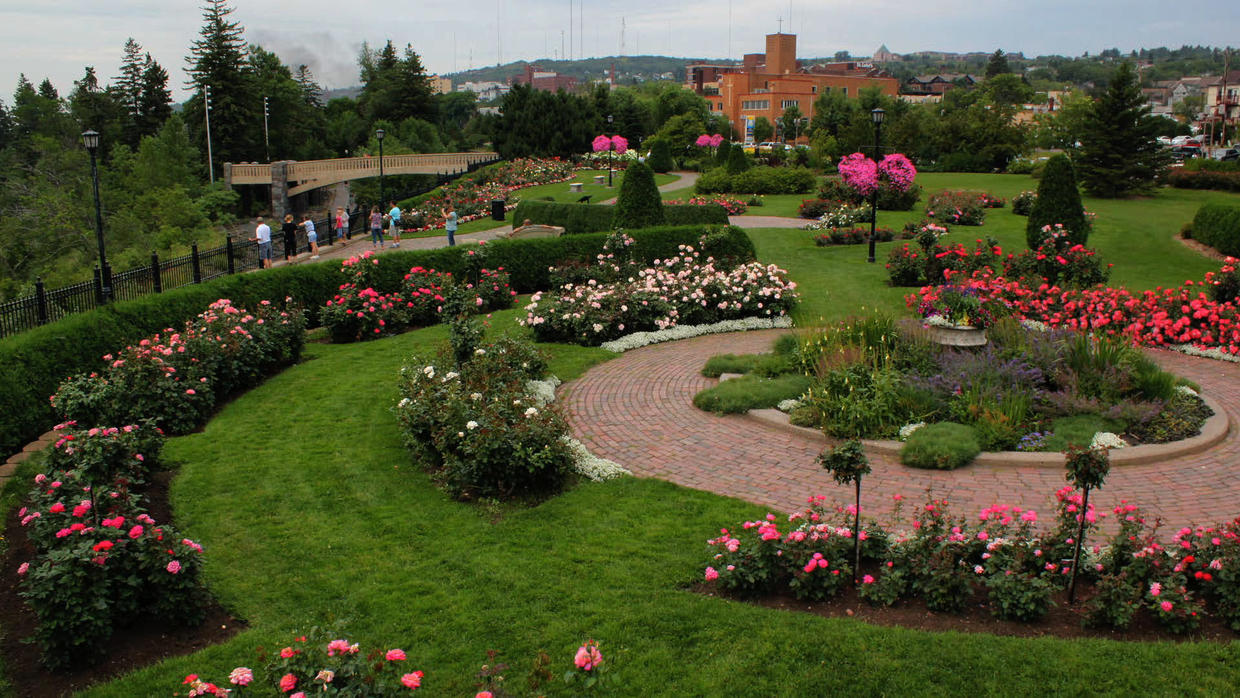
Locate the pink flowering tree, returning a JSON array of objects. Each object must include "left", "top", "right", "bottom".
[
  {"left": 695, "top": 134, "right": 713, "bottom": 148},
  {"left": 838, "top": 152, "right": 918, "bottom": 196}
]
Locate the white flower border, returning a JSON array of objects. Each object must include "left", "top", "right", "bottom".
[
  {"left": 563, "top": 437, "right": 631, "bottom": 481},
  {"left": 600, "top": 315, "right": 794, "bottom": 353}
]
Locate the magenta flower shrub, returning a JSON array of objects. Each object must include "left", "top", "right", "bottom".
[
  {"left": 16, "top": 423, "right": 208, "bottom": 670},
  {"left": 51, "top": 299, "right": 305, "bottom": 434},
  {"left": 664, "top": 195, "right": 748, "bottom": 215},
  {"left": 925, "top": 190, "right": 989, "bottom": 226},
  {"left": 837, "top": 152, "right": 918, "bottom": 196},
  {"left": 520, "top": 235, "right": 798, "bottom": 346}
]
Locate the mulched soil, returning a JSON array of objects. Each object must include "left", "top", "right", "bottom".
[
  {"left": 694, "top": 576, "right": 1237, "bottom": 644},
  {"left": 0, "top": 470, "right": 245, "bottom": 698}
]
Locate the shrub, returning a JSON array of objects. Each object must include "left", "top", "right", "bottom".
[
  {"left": 1167, "top": 169, "right": 1240, "bottom": 192},
  {"left": 1026, "top": 154, "right": 1089, "bottom": 249},
  {"left": 648, "top": 137, "right": 675, "bottom": 173},
  {"left": 696, "top": 166, "right": 817, "bottom": 195},
  {"left": 901, "top": 422, "right": 981, "bottom": 469},
  {"left": 692, "top": 374, "right": 811, "bottom": 414},
  {"left": 725, "top": 144, "right": 752, "bottom": 174},
  {"left": 1191, "top": 203, "right": 1240, "bottom": 256},
  {"left": 1012, "top": 191, "right": 1037, "bottom": 216},
  {"left": 813, "top": 227, "right": 896, "bottom": 246},
  {"left": 612, "top": 161, "right": 667, "bottom": 229},
  {"left": 798, "top": 198, "right": 847, "bottom": 219},
  {"left": 1084, "top": 572, "right": 1141, "bottom": 629},
  {"left": 925, "top": 190, "right": 987, "bottom": 226},
  {"left": 663, "top": 201, "right": 732, "bottom": 225},
  {"left": 986, "top": 571, "right": 1055, "bottom": 621},
  {"left": 808, "top": 365, "right": 911, "bottom": 439},
  {"left": 819, "top": 177, "right": 921, "bottom": 211},
  {"left": 510, "top": 201, "right": 614, "bottom": 234},
  {"left": 1003, "top": 229, "right": 1111, "bottom": 288}
]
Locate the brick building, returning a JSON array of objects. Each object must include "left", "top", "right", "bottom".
[
  {"left": 511, "top": 64, "right": 578, "bottom": 92},
  {"left": 688, "top": 33, "right": 898, "bottom": 142}
]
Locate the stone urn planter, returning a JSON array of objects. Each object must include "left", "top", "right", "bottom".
[{"left": 925, "top": 323, "right": 987, "bottom": 347}]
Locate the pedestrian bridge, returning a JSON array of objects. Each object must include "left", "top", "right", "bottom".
[{"left": 224, "top": 152, "right": 500, "bottom": 212}]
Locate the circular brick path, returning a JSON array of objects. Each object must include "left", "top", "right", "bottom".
[{"left": 563, "top": 330, "right": 1240, "bottom": 528}]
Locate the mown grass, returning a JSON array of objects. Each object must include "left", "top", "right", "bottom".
[
  {"left": 692, "top": 374, "right": 811, "bottom": 414},
  {"left": 61, "top": 173, "right": 1240, "bottom": 695}
]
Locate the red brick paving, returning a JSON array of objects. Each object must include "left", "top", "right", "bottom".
[{"left": 563, "top": 330, "right": 1240, "bottom": 529}]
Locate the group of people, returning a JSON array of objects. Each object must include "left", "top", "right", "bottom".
[{"left": 252, "top": 200, "right": 461, "bottom": 268}]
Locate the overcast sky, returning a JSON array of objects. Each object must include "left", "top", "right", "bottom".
[{"left": 1, "top": 1, "right": 1237, "bottom": 102}]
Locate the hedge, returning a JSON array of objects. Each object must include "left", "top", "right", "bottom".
[
  {"left": 511, "top": 201, "right": 728, "bottom": 234},
  {"left": 1166, "top": 169, "right": 1240, "bottom": 193},
  {"left": 0, "top": 224, "right": 754, "bottom": 459},
  {"left": 1191, "top": 203, "right": 1240, "bottom": 256},
  {"left": 695, "top": 166, "right": 817, "bottom": 195}
]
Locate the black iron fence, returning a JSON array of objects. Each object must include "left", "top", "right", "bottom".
[{"left": 0, "top": 210, "right": 368, "bottom": 339}]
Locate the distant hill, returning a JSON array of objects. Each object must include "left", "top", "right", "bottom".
[{"left": 444, "top": 55, "right": 714, "bottom": 86}]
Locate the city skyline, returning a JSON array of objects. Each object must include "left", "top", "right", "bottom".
[{"left": 1, "top": 1, "right": 1237, "bottom": 101}]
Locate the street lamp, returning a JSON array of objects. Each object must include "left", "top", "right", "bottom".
[
  {"left": 263, "top": 96, "right": 270, "bottom": 162},
  {"left": 376, "top": 128, "right": 386, "bottom": 207},
  {"left": 204, "top": 85, "right": 214, "bottom": 183},
  {"left": 867, "top": 107, "right": 886, "bottom": 264},
  {"left": 607, "top": 114, "right": 615, "bottom": 187},
  {"left": 82, "top": 130, "right": 111, "bottom": 303}
]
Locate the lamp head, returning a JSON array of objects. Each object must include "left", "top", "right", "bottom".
[
  {"left": 871, "top": 108, "right": 886, "bottom": 125},
  {"left": 376, "top": 129, "right": 386, "bottom": 141},
  {"left": 81, "top": 130, "right": 100, "bottom": 153}
]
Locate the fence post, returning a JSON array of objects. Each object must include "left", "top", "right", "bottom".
[
  {"left": 35, "top": 277, "right": 48, "bottom": 325},
  {"left": 226, "top": 236, "right": 236, "bottom": 274},
  {"left": 93, "top": 266, "right": 103, "bottom": 305},
  {"left": 151, "top": 251, "right": 162, "bottom": 293},
  {"left": 323, "top": 216, "right": 332, "bottom": 247},
  {"left": 191, "top": 243, "right": 202, "bottom": 284}
]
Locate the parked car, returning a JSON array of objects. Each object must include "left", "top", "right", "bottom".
[
  {"left": 1171, "top": 146, "right": 1204, "bottom": 161},
  {"left": 1217, "top": 148, "right": 1239, "bottom": 162}
]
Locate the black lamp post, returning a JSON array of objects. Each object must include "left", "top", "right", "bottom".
[
  {"left": 376, "top": 128, "right": 386, "bottom": 207},
  {"left": 866, "top": 108, "right": 886, "bottom": 264},
  {"left": 607, "top": 114, "right": 615, "bottom": 188},
  {"left": 82, "top": 130, "right": 111, "bottom": 303}
]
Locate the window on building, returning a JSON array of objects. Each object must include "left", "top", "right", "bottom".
[
  {"left": 781, "top": 99, "right": 800, "bottom": 109},
  {"left": 842, "top": 87, "right": 848, "bottom": 97},
  {"left": 741, "top": 100, "right": 770, "bottom": 111},
  {"left": 811, "top": 86, "right": 817, "bottom": 94}
]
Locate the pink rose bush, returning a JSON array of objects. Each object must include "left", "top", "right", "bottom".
[
  {"left": 702, "top": 487, "right": 1240, "bottom": 632},
  {"left": 51, "top": 298, "right": 305, "bottom": 434},
  {"left": 399, "top": 158, "right": 574, "bottom": 232},
  {"left": 520, "top": 235, "right": 798, "bottom": 346},
  {"left": 17, "top": 422, "right": 208, "bottom": 670},
  {"left": 837, "top": 152, "right": 918, "bottom": 196},
  {"left": 664, "top": 194, "right": 748, "bottom": 215}
]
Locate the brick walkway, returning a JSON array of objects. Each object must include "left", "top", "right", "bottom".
[{"left": 562, "top": 330, "right": 1240, "bottom": 528}]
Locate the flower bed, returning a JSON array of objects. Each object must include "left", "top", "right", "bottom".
[
  {"left": 665, "top": 194, "right": 748, "bottom": 215},
  {"left": 702, "top": 488, "right": 1240, "bottom": 634},
  {"left": 398, "top": 158, "right": 576, "bottom": 232},
  {"left": 813, "top": 226, "right": 901, "bottom": 246},
  {"left": 519, "top": 233, "right": 798, "bottom": 346},
  {"left": 16, "top": 423, "right": 209, "bottom": 670},
  {"left": 802, "top": 202, "right": 873, "bottom": 230},
  {"left": 886, "top": 232, "right": 1110, "bottom": 288},
  {"left": 51, "top": 299, "right": 305, "bottom": 434},
  {"left": 925, "top": 190, "right": 990, "bottom": 226}
]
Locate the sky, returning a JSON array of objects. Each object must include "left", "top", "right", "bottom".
[{"left": 1, "top": 1, "right": 1237, "bottom": 102}]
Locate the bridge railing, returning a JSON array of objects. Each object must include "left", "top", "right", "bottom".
[{"left": 227, "top": 152, "right": 499, "bottom": 187}]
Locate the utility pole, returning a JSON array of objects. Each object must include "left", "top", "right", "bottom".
[
  {"left": 204, "top": 85, "right": 214, "bottom": 183},
  {"left": 263, "top": 96, "right": 270, "bottom": 162}
]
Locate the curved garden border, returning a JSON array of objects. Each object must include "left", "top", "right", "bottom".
[{"left": 746, "top": 391, "right": 1230, "bottom": 467}]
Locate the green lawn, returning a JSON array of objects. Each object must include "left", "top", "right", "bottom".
[
  {"left": 38, "top": 173, "right": 1240, "bottom": 695},
  {"left": 80, "top": 307, "right": 1240, "bottom": 697}
]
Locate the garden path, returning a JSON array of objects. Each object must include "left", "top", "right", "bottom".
[{"left": 562, "top": 329, "right": 1240, "bottom": 530}]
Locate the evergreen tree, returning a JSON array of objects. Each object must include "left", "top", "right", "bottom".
[
  {"left": 136, "top": 56, "right": 173, "bottom": 138},
  {"left": 294, "top": 65, "right": 323, "bottom": 107},
  {"left": 713, "top": 140, "right": 732, "bottom": 169},
  {"left": 115, "top": 38, "right": 145, "bottom": 120},
  {"left": 358, "top": 41, "right": 435, "bottom": 123},
  {"left": 725, "top": 142, "right": 751, "bottom": 175},
  {"left": 612, "top": 160, "right": 665, "bottom": 229},
  {"left": 184, "top": 0, "right": 259, "bottom": 171},
  {"left": 1076, "top": 61, "right": 1172, "bottom": 197},
  {"left": 647, "top": 137, "right": 674, "bottom": 173},
  {"left": 68, "top": 67, "right": 126, "bottom": 149},
  {"left": 1026, "top": 154, "right": 1088, "bottom": 248},
  {"left": 985, "top": 49, "right": 1011, "bottom": 78}
]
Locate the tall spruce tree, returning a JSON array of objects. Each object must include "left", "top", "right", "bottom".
[
  {"left": 985, "top": 49, "right": 1011, "bottom": 78},
  {"left": 1076, "top": 61, "right": 1172, "bottom": 197},
  {"left": 136, "top": 56, "right": 172, "bottom": 138},
  {"left": 184, "top": 0, "right": 259, "bottom": 170},
  {"left": 115, "top": 38, "right": 145, "bottom": 121}
]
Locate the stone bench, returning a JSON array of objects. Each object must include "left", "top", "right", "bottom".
[
  {"left": 569, "top": 182, "right": 584, "bottom": 193},
  {"left": 593, "top": 175, "right": 606, "bottom": 185},
  {"left": 503, "top": 224, "right": 565, "bottom": 239}
]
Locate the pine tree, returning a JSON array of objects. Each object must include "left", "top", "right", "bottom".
[
  {"left": 985, "top": 49, "right": 1010, "bottom": 78},
  {"left": 184, "top": 0, "right": 259, "bottom": 170},
  {"left": 725, "top": 142, "right": 751, "bottom": 175},
  {"left": 1076, "top": 61, "right": 1172, "bottom": 198},
  {"left": 612, "top": 160, "right": 666, "bottom": 229},
  {"left": 115, "top": 38, "right": 145, "bottom": 120},
  {"left": 294, "top": 65, "right": 322, "bottom": 107},
  {"left": 136, "top": 56, "right": 172, "bottom": 138},
  {"left": 713, "top": 140, "right": 732, "bottom": 169},
  {"left": 647, "top": 137, "right": 674, "bottom": 173},
  {"left": 1026, "top": 154, "right": 1088, "bottom": 248}
]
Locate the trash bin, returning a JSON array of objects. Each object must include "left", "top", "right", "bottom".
[{"left": 491, "top": 199, "right": 505, "bottom": 221}]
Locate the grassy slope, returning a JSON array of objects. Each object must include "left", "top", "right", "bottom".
[{"left": 78, "top": 174, "right": 1240, "bottom": 696}]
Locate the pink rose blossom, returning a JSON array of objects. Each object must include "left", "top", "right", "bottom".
[
  {"left": 386, "top": 648, "right": 407, "bottom": 661},
  {"left": 229, "top": 667, "right": 254, "bottom": 686},
  {"left": 401, "top": 671, "right": 424, "bottom": 689},
  {"left": 166, "top": 560, "right": 182, "bottom": 574}
]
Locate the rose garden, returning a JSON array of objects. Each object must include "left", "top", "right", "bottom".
[{"left": 2, "top": 139, "right": 1240, "bottom": 696}]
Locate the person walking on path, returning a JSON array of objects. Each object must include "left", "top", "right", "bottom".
[
  {"left": 301, "top": 214, "right": 319, "bottom": 259},
  {"left": 444, "top": 203, "right": 458, "bottom": 246},
  {"left": 334, "top": 207, "right": 348, "bottom": 242},
  {"left": 388, "top": 200, "right": 402, "bottom": 248},
  {"left": 254, "top": 216, "right": 273, "bottom": 269},
  {"left": 281, "top": 214, "right": 298, "bottom": 261},
  {"left": 369, "top": 205, "right": 385, "bottom": 249}
]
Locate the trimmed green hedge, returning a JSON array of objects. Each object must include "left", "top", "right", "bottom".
[
  {"left": 695, "top": 166, "right": 817, "bottom": 195},
  {"left": 511, "top": 201, "right": 728, "bottom": 234},
  {"left": 1191, "top": 203, "right": 1240, "bottom": 256},
  {"left": 1167, "top": 169, "right": 1240, "bottom": 193},
  {"left": 0, "top": 224, "right": 755, "bottom": 459}
]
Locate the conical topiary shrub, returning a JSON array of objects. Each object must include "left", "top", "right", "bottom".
[
  {"left": 726, "top": 143, "right": 752, "bottom": 175},
  {"left": 714, "top": 141, "right": 733, "bottom": 169},
  {"left": 648, "top": 138, "right": 675, "bottom": 173},
  {"left": 1026, "top": 154, "right": 1089, "bottom": 249},
  {"left": 612, "top": 160, "right": 666, "bottom": 229}
]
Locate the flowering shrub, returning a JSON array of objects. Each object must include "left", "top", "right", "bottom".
[
  {"left": 888, "top": 232, "right": 1109, "bottom": 289},
  {"left": 403, "top": 158, "right": 575, "bottom": 231},
  {"left": 520, "top": 235, "right": 798, "bottom": 346},
  {"left": 914, "top": 284, "right": 1009, "bottom": 329},
  {"left": 837, "top": 152, "right": 918, "bottom": 196},
  {"left": 592, "top": 134, "right": 628, "bottom": 154},
  {"left": 665, "top": 194, "right": 748, "bottom": 215},
  {"left": 17, "top": 422, "right": 208, "bottom": 670},
  {"left": 1012, "top": 190, "right": 1037, "bottom": 216},
  {"left": 813, "top": 226, "right": 899, "bottom": 246},
  {"left": 51, "top": 299, "right": 304, "bottom": 434},
  {"left": 802, "top": 202, "right": 873, "bottom": 230},
  {"left": 925, "top": 190, "right": 987, "bottom": 226},
  {"left": 396, "top": 336, "right": 573, "bottom": 499}
]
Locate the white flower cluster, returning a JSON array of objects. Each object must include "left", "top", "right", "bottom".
[
  {"left": 923, "top": 315, "right": 967, "bottom": 329},
  {"left": 1090, "top": 432, "right": 1128, "bottom": 450},
  {"left": 898, "top": 422, "right": 927, "bottom": 441},
  {"left": 525, "top": 376, "right": 562, "bottom": 406},
  {"left": 1175, "top": 384, "right": 1200, "bottom": 397},
  {"left": 1168, "top": 343, "right": 1240, "bottom": 364},
  {"left": 776, "top": 398, "right": 803, "bottom": 413},
  {"left": 562, "top": 437, "right": 631, "bottom": 481},
  {"left": 803, "top": 203, "right": 871, "bottom": 231},
  {"left": 1019, "top": 319, "right": 1051, "bottom": 332},
  {"left": 600, "top": 316, "right": 794, "bottom": 353}
]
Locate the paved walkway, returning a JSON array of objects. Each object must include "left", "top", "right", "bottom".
[{"left": 562, "top": 329, "right": 1240, "bottom": 529}]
